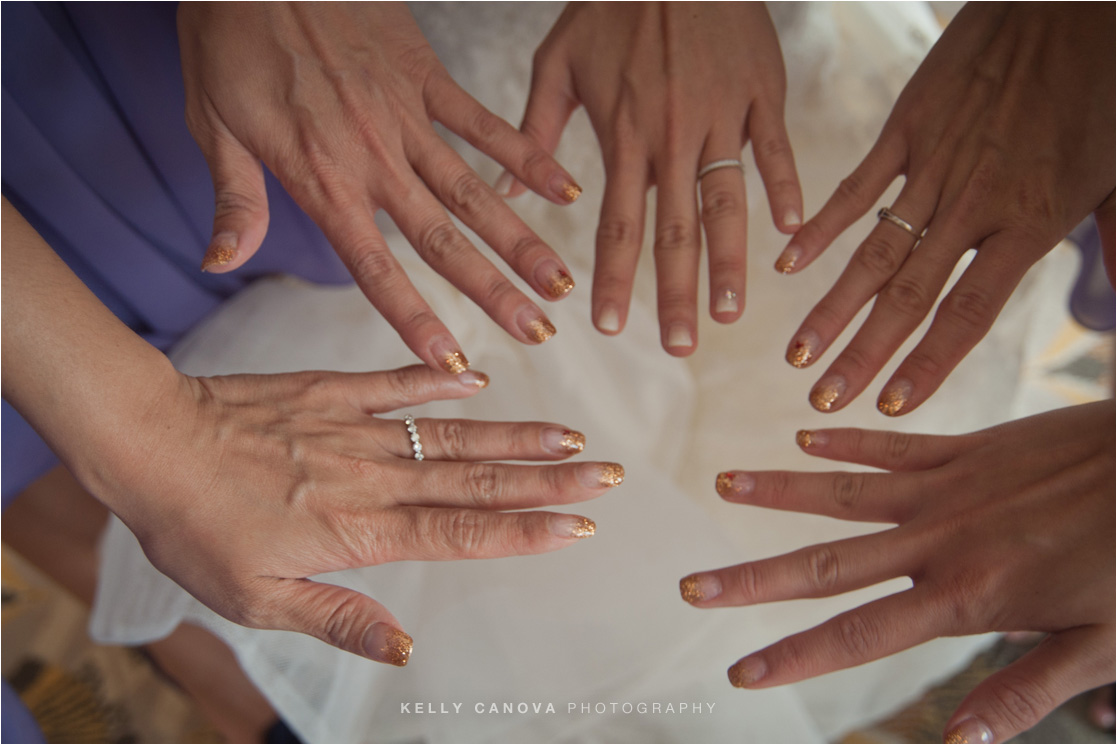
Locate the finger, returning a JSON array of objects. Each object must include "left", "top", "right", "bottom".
[
  {"left": 712, "top": 467, "right": 919, "bottom": 523},
  {"left": 806, "top": 226, "right": 968, "bottom": 414},
  {"left": 698, "top": 137, "right": 748, "bottom": 324},
  {"left": 774, "top": 135, "right": 905, "bottom": 274},
  {"left": 426, "top": 73, "right": 582, "bottom": 205},
  {"left": 375, "top": 417, "right": 588, "bottom": 461},
  {"left": 788, "top": 427, "right": 974, "bottom": 472},
  {"left": 196, "top": 124, "right": 271, "bottom": 274},
  {"left": 408, "top": 131, "right": 576, "bottom": 303},
  {"left": 681, "top": 531, "right": 912, "bottom": 610},
  {"left": 653, "top": 154, "right": 703, "bottom": 355},
  {"left": 333, "top": 366, "right": 491, "bottom": 414},
  {"left": 784, "top": 184, "right": 937, "bottom": 380},
  {"left": 945, "top": 626, "right": 1115, "bottom": 744},
  {"left": 382, "top": 167, "right": 558, "bottom": 347},
  {"left": 593, "top": 146, "right": 649, "bottom": 335},
  {"left": 265, "top": 578, "right": 414, "bottom": 665},
  {"left": 727, "top": 588, "right": 940, "bottom": 688},
  {"left": 1096, "top": 191, "right": 1115, "bottom": 285},
  {"left": 876, "top": 234, "right": 1031, "bottom": 416},
  {"left": 388, "top": 507, "right": 600, "bottom": 561},
  {"left": 748, "top": 101, "right": 803, "bottom": 233},
  {"left": 401, "top": 460, "right": 624, "bottom": 510}
]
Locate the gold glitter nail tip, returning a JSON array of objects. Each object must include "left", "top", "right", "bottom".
[
  {"left": 809, "top": 376, "right": 847, "bottom": 412},
  {"left": 727, "top": 657, "right": 767, "bottom": 688},
  {"left": 439, "top": 350, "right": 469, "bottom": 375},
  {"left": 200, "top": 240, "right": 236, "bottom": 272},
  {"left": 787, "top": 330, "right": 820, "bottom": 368},
  {"left": 560, "top": 182, "right": 582, "bottom": 203},
  {"left": 597, "top": 463, "right": 625, "bottom": 487},
  {"left": 877, "top": 379, "right": 913, "bottom": 417},
  {"left": 546, "top": 270, "right": 575, "bottom": 299},
  {"left": 525, "top": 317, "right": 557, "bottom": 343},
  {"left": 570, "top": 517, "right": 596, "bottom": 539},
  {"left": 715, "top": 472, "right": 735, "bottom": 497},
  {"left": 679, "top": 575, "right": 705, "bottom": 605},
  {"left": 364, "top": 623, "right": 413, "bottom": 667},
  {"left": 560, "top": 430, "right": 586, "bottom": 453}
]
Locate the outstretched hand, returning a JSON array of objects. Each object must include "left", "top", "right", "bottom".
[
  {"left": 511, "top": 2, "right": 801, "bottom": 353},
  {"left": 178, "top": 2, "right": 583, "bottom": 373},
  {"left": 682, "top": 402, "right": 1115, "bottom": 743},
  {"left": 779, "top": 3, "right": 1115, "bottom": 415}
]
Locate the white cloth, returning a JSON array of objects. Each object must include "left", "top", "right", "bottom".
[{"left": 92, "top": 4, "right": 1054, "bottom": 742}]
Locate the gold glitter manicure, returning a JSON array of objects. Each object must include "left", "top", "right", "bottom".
[
  {"left": 466, "top": 371, "right": 490, "bottom": 389},
  {"left": 382, "top": 628, "right": 413, "bottom": 667},
  {"left": 679, "top": 575, "right": 705, "bottom": 605},
  {"left": 788, "top": 340, "right": 813, "bottom": 368},
  {"left": 200, "top": 244, "right": 235, "bottom": 271},
  {"left": 546, "top": 270, "right": 575, "bottom": 299},
  {"left": 560, "top": 430, "right": 586, "bottom": 454},
  {"left": 560, "top": 182, "right": 582, "bottom": 203},
  {"left": 526, "top": 318, "right": 556, "bottom": 343},
  {"left": 796, "top": 430, "right": 814, "bottom": 448},
  {"left": 810, "top": 380, "right": 844, "bottom": 412},
  {"left": 715, "top": 472, "right": 735, "bottom": 497},
  {"left": 775, "top": 253, "right": 797, "bottom": 274},
  {"left": 440, "top": 351, "right": 469, "bottom": 374},
  {"left": 570, "top": 517, "right": 596, "bottom": 538},
  {"left": 877, "top": 380, "right": 911, "bottom": 417},
  {"left": 598, "top": 463, "right": 625, "bottom": 487}
]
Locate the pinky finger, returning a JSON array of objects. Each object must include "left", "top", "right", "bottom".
[
  {"left": 944, "top": 626, "right": 1115, "bottom": 744},
  {"left": 748, "top": 102, "right": 803, "bottom": 233}
]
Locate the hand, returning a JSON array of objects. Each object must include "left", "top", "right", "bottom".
[
  {"left": 681, "top": 402, "right": 1115, "bottom": 743},
  {"left": 778, "top": 3, "right": 1115, "bottom": 415},
  {"left": 91, "top": 365, "right": 622, "bottom": 665},
  {"left": 178, "top": 2, "right": 584, "bottom": 373},
  {"left": 510, "top": 2, "right": 802, "bottom": 353}
]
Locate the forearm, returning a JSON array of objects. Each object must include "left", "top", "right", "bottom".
[{"left": 1, "top": 198, "right": 184, "bottom": 504}]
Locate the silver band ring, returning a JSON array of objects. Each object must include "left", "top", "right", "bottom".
[
  {"left": 877, "top": 207, "right": 925, "bottom": 239},
  {"left": 403, "top": 414, "right": 424, "bottom": 461},
  {"left": 697, "top": 159, "right": 745, "bottom": 180}
]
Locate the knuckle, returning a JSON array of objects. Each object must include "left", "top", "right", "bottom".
[
  {"left": 882, "top": 431, "right": 915, "bottom": 463},
  {"left": 505, "top": 233, "right": 547, "bottom": 267},
  {"left": 839, "top": 345, "right": 875, "bottom": 376},
  {"left": 835, "top": 172, "right": 871, "bottom": 207},
  {"left": 443, "top": 509, "right": 489, "bottom": 555},
  {"left": 434, "top": 420, "right": 470, "bottom": 460},
  {"left": 854, "top": 235, "right": 903, "bottom": 276},
  {"left": 756, "top": 135, "right": 793, "bottom": 161},
  {"left": 701, "top": 187, "right": 744, "bottom": 223},
  {"left": 466, "top": 107, "right": 506, "bottom": 144},
  {"left": 835, "top": 612, "right": 881, "bottom": 658},
  {"left": 988, "top": 677, "right": 1054, "bottom": 731},
  {"left": 938, "top": 288, "right": 995, "bottom": 333},
  {"left": 463, "top": 463, "right": 503, "bottom": 508},
  {"left": 384, "top": 367, "right": 425, "bottom": 402},
  {"left": 904, "top": 350, "right": 945, "bottom": 381},
  {"left": 880, "top": 276, "right": 932, "bottom": 318},
  {"left": 940, "top": 566, "right": 993, "bottom": 631},
  {"left": 597, "top": 217, "right": 640, "bottom": 249},
  {"left": 417, "top": 220, "right": 465, "bottom": 266},
  {"left": 806, "top": 545, "right": 841, "bottom": 593},
  {"left": 445, "top": 171, "right": 490, "bottom": 218},
  {"left": 322, "top": 593, "right": 369, "bottom": 652},
  {"left": 654, "top": 220, "right": 696, "bottom": 256},
  {"left": 830, "top": 473, "right": 862, "bottom": 512},
  {"left": 519, "top": 146, "right": 552, "bottom": 178},
  {"left": 347, "top": 249, "right": 399, "bottom": 291},
  {"left": 730, "top": 564, "right": 762, "bottom": 603}
]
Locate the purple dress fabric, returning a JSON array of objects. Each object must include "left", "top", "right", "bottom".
[{"left": 1, "top": 2, "right": 353, "bottom": 506}]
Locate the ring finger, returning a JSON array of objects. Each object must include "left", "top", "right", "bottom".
[
  {"left": 376, "top": 417, "right": 591, "bottom": 461},
  {"left": 698, "top": 132, "right": 749, "bottom": 323}
]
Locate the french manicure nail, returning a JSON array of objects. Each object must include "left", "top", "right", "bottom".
[
  {"left": 200, "top": 232, "right": 237, "bottom": 272},
  {"left": 715, "top": 289, "right": 739, "bottom": 315},
  {"left": 716, "top": 471, "right": 755, "bottom": 499},
  {"left": 535, "top": 260, "right": 575, "bottom": 299},
  {"left": 877, "top": 378, "right": 913, "bottom": 417},
  {"left": 795, "top": 429, "right": 828, "bottom": 448},
  {"left": 457, "top": 371, "right": 490, "bottom": 389},
  {"left": 728, "top": 656, "right": 767, "bottom": 688},
  {"left": 363, "top": 623, "right": 413, "bottom": 667},
  {"left": 666, "top": 325, "right": 693, "bottom": 349},
  {"left": 787, "top": 329, "right": 821, "bottom": 368},
  {"left": 550, "top": 514, "right": 596, "bottom": 539},
  {"left": 680, "top": 573, "right": 722, "bottom": 604},
  {"left": 493, "top": 170, "right": 515, "bottom": 197},
  {"left": 550, "top": 174, "right": 582, "bottom": 203},
  {"left": 597, "top": 306, "right": 621, "bottom": 334},
  {"left": 543, "top": 428, "right": 585, "bottom": 455},
  {"left": 431, "top": 337, "right": 469, "bottom": 374},
  {"left": 579, "top": 462, "right": 624, "bottom": 488},
  {"left": 809, "top": 375, "right": 847, "bottom": 412},
  {"left": 775, "top": 244, "right": 803, "bottom": 274},
  {"left": 944, "top": 717, "right": 994, "bottom": 744},
  {"left": 783, "top": 210, "right": 802, "bottom": 229}
]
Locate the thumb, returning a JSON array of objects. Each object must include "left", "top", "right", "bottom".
[
  {"left": 499, "top": 51, "right": 578, "bottom": 200},
  {"left": 269, "top": 578, "right": 413, "bottom": 666},
  {"left": 944, "top": 626, "right": 1113, "bottom": 743},
  {"left": 198, "top": 127, "right": 271, "bottom": 274}
]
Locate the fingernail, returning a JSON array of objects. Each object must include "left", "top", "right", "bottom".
[
  {"left": 809, "top": 375, "right": 847, "bottom": 412},
  {"left": 543, "top": 428, "right": 585, "bottom": 455},
  {"left": 597, "top": 306, "right": 621, "bottom": 334},
  {"left": 715, "top": 289, "right": 739, "bottom": 315},
  {"left": 728, "top": 656, "right": 767, "bottom": 688},
  {"left": 431, "top": 338, "right": 469, "bottom": 374},
  {"left": 200, "top": 232, "right": 237, "bottom": 272},
  {"left": 775, "top": 244, "right": 803, "bottom": 274},
  {"left": 783, "top": 210, "right": 802, "bottom": 229},
  {"left": 680, "top": 573, "right": 722, "bottom": 604},
  {"left": 457, "top": 371, "right": 489, "bottom": 389},
  {"left": 493, "top": 169, "right": 515, "bottom": 197},
  {"left": 520, "top": 311, "right": 556, "bottom": 344},
  {"left": 579, "top": 462, "right": 624, "bottom": 488},
  {"left": 944, "top": 717, "right": 994, "bottom": 744},
  {"left": 551, "top": 174, "right": 582, "bottom": 203},
  {"left": 363, "top": 623, "right": 413, "bottom": 666},
  {"left": 877, "top": 378, "right": 913, "bottom": 417},
  {"left": 795, "top": 429, "right": 828, "bottom": 448},
  {"left": 535, "top": 261, "right": 575, "bottom": 299},
  {"left": 666, "top": 325, "right": 693, "bottom": 349},
  {"left": 716, "top": 471, "right": 755, "bottom": 499},
  {"left": 550, "top": 514, "right": 596, "bottom": 539},
  {"left": 786, "top": 329, "right": 821, "bottom": 368}
]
